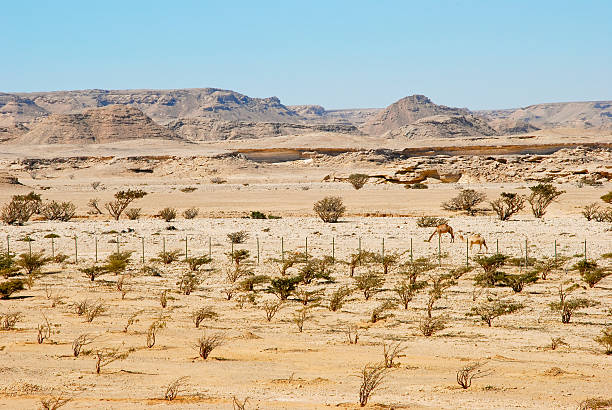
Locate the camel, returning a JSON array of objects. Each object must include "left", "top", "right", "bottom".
[
  {"left": 458, "top": 233, "right": 488, "bottom": 253},
  {"left": 427, "top": 224, "right": 454, "bottom": 243}
]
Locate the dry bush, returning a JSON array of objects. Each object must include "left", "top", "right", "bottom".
[
  {"left": 232, "top": 396, "right": 249, "bottom": 410},
  {"left": 1, "top": 251, "right": 18, "bottom": 278},
  {"left": 297, "top": 257, "right": 334, "bottom": 284},
  {"left": 418, "top": 316, "right": 446, "bottom": 337},
  {"left": 292, "top": 307, "right": 312, "bottom": 332},
  {"left": 313, "top": 196, "right": 346, "bottom": 223},
  {"left": 442, "top": 189, "right": 486, "bottom": 215},
  {"left": 393, "top": 280, "right": 425, "bottom": 309},
  {"left": 549, "top": 283, "right": 597, "bottom": 323},
  {"left": 164, "top": 376, "right": 189, "bottom": 401},
  {"left": 348, "top": 173, "right": 369, "bottom": 190},
  {"left": 456, "top": 362, "right": 491, "bottom": 389},
  {"left": 239, "top": 275, "right": 269, "bottom": 292},
  {"left": 498, "top": 271, "right": 539, "bottom": 293},
  {"left": 468, "top": 297, "right": 523, "bottom": 326},
  {"left": 160, "top": 289, "right": 168, "bottom": 308},
  {"left": 577, "top": 398, "right": 612, "bottom": 410},
  {"left": 146, "top": 318, "right": 166, "bottom": 348},
  {"left": 473, "top": 253, "right": 509, "bottom": 287},
  {"left": 550, "top": 337, "right": 569, "bottom": 350},
  {"left": 85, "top": 301, "right": 107, "bottom": 323},
  {"left": 0, "top": 279, "right": 25, "bottom": 299},
  {"left": 0, "top": 311, "right": 22, "bottom": 330},
  {"left": 222, "top": 287, "right": 236, "bottom": 300},
  {"left": 357, "top": 363, "right": 388, "bottom": 407},
  {"left": 125, "top": 208, "right": 141, "bottom": 220},
  {"left": 527, "top": 183, "right": 564, "bottom": 218},
  {"left": 593, "top": 207, "right": 612, "bottom": 222},
  {"left": 346, "top": 325, "right": 359, "bottom": 344},
  {"left": 123, "top": 310, "right": 143, "bottom": 333},
  {"left": 263, "top": 300, "right": 284, "bottom": 321},
  {"left": 156, "top": 249, "right": 182, "bottom": 264},
  {"left": 178, "top": 272, "right": 200, "bottom": 295},
  {"left": 329, "top": 286, "right": 352, "bottom": 311},
  {"left": 193, "top": 307, "right": 218, "bottom": 328},
  {"left": 227, "top": 231, "right": 249, "bottom": 244},
  {"left": 95, "top": 347, "right": 131, "bottom": 374},
  {"left": 582, "top": 203, "right": 601, "bottom": 221},
  {"left": 0, "top": 192, "right": 41, "bottom": 225},
  {"left": 195, "top": 333, "right": 224, "bottom": 359},
  {"left": 105, "top": 189, "right": 147, "bottom": 220},
  {"left": 354, "top": 272, "right": 383, "bottom": 300},
  {"left": 416, "top": 216, "right": 448, "bottom": 228},
  {"left": 40, "top": 392, "right": 72, "bottom": 410},
  {"left": 426, "top": 274, "right": 456, "bottom": 318},
  {"left": 490, "top": 192, "right": 525, "bottom": 221},
  {"left": 73, "top": 299, "right": 91, "bottom": 316},
  {"left": 574, "top": 260, "right": 611, "bottom": 288},
  {"left": 382, "top": 341, "right": 405, "bottom": 368},
  {"left": 183, "top": 207, "right": 199, "bottom": 219},
  {"left": 17, "top": 251, "right": 49, "bottom": 276},
  {"left": 37, "top": 315, "right": 51, "bottom": 344},
  {"left": 594, "top": 327, "right": 612, "bottom": 354},
  {"left": 159, "top": 207, "right": 177, "bottom": 222},
  {"left": 41, "top": 201, "right": 77, "bottom": 221},
  {"left": 400, "top": 256, "right": 436, "bottom": 286},
  {"left": 370, "top": 300, "right": 396, "bottom": 323},
  {"left": 72, "top": 333, "right": 96, "bottom": 357},
  {"left": 533, "top": 256, "right": 567, "bottom": 280},
  {"left": 87, "top": 198, "right": 103, "bottom": 215},
  {"left": 91, "top": 181, "right": 101, "bottom": 190},
  {"left": 293, "top": 289, "right": 323, "bottom": 306},
  {"left": 210, "top": 177, "right": 226, "bottom": 184}
]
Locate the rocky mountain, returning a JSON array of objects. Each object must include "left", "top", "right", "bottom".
[
  {"left": 478, "top": 101, "right": 612, "bottom": 130},
  {"left": 384, "top": 114, "right": 497, "bottom": 139},
  {"left": 15, "top": 105, "right": 178, "bottom": 144},
  {"left": 168, "top": 118, "right": 360, "bottom": 141},
  {"left": 360, "top": 95, "right": 469, "bottom": 135}
]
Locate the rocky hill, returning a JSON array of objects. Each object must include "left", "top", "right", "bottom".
[
  {"left": 384, "top": 114, "right": 497, "bottom": 139},
  {"left": 15, "top": 105, "right": 178, "bottom": 144},
  {"left": 360, "top": 95, "right": 469, "bottom": 135},
  {"left": 168, "top": 118, "right": 360, "bottom": 141}
]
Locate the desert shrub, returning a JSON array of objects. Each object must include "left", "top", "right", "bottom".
[
  {"left": 354, "top": 272, "right": 384, "bottom": 300},
  {"left": 104, "top": 251, "right": 132, "bottom": 274},
  {"left": 192, "top": 307, "right": 218, "bottom": 328},
  {"left": 0, "top": 311, "right": 22, "bottom": 330},
  {"left": 313, "top": 196, "right": 346, "bottom": 223},
  {"left": 498, "top": 271, "right": 539, "bottom": 292},
  {"left": 416, "top": 216, "right": 448, "bottom": 228},
  {"left": 52, "top": 253, "right": 69, "bottom": 264},
  {"left": 249, "top": 211, "right": 267, "bottom": 219},
  {"left": 382, "top": 341, "right": 405, "bottom": 368},
  {"left": 297, "top": 257, "right": 334, "bottom": 284},
  {"left": 239, "top": 275, "right": 269, "bottom": 292},
  {"left": 406, "top": 182, "right": 428, "bottom": 189},
  {"left": 490, "top": 192, "right": 525, "bottom": 221},
  {"left": 357, "top": 363, "right": 388, "bottom": 407},
  {"left": 37, "top": 315, "right": 51, "bottom": 344},
  {"left": 346, "top": 325, "right": 359, "bottom": 344},
  {"left": 146, "top": 318, "right": 166, "bottom": 348},
  {"left": 41, "top": 201, "right": 77, "bottom": 221},
  {"left": 0, "top": 279, "right": 25, "bottom": 299},
  {"left": 533, "top": 256, "right": 567, "bottom": 280},
  {"left": 156, "top": 249, "right": 182, "bottom": 264},
  {"left": 85, "top": 301, "right": 107, "bottom": 323},
  {"left": 40, "top": 392, "right": 72, "bottom": 410},
  {"left": 418, "top": 316, "right": 446, "bottom": 336},
  {"left": 549, "top": 283, "right": 597, "bottom": 323},
  {"left": 372, "top": 251, "right": 403, "bottom": 275},
  {"left": 456, "top": 362, "right": 491, "bottom": 389},
  {"left": 210, "top": 177, "right": 226, "bottom": 184},
  {"left": 232, "top": 397, "right": 249, "bottom": 410},
  {"left": 87, "top": 198, "right": 103, "bottom": 215},
  {"left": 227, "top": 230, "right": 249, "bottom": 244},
  {"left": 550, "top": 337, "right": 568, "bottom": 350},
  {"left": 292, "top": 307, "right": 312, "bottom": 332},
  {"left": 267, "top": 276, "right": 300, "bottom": 300},
  {"left": 442, "top": 189, "right": 486, "bottom": 215},
  {"left": 16, "top": 251, "right": 49, "bottom": 275},
  {"left": 601, "top": 191, "right": 612, "bottom": 204},
  {"left": 186, "top": 255, "right": 212, "bottom": 271},
  {"left": 593, "top": 207, "right": 612, "bottom": 222},
  {"left": 262, "top": 300, "right": 284, "bottom": 321},
  {"left": 594, "top": 327, "right": 612, "bottom": 354},
  {"left": 400, "top": 256, "right": 436, "bottom": 285},
  {"left": 72, "top": 333, "right": 95, "bottom": 357},
  {"left": 345, "top": 250, "right": 377, "bottom": 277},
  {"left": 425, "top": 274, "right": 456, "bottom": 317},
  {"left": 582, "top": 203, "right": 601, "bottom": 221},
  {"left": 105, "top": 189, "right": 147, "bottom": 220},
  {"left": 0, "top": 252, "right": 18, "bottom": 278},
  {"left": 183, "top": 207, "right": 199, "bottom": 219},
  {"left": 95, "top": 347, "right": 131, "bottom": 374},
  {"left": 473, "top": 253, "right": 509, "bottom": 287},
  {"left": 164, "top": 376, "right": 189, "bottom": 401},
  {"left": 574, "top": 260, "right": 611, "bottom": 288},
  {"left": 159, "top": 207, "right": 177, "bottom": 222},
  {"left": 348, "top": 173, "right": 369, "bottom": 190},
  {"left": 468, "top": 297, "right": 523, "bottom": 326},
  {"left": 125, "top": 208, "right": 141, "bottom": 220},
  {"left": 577, "top": 398, "right": 612, "bottom": 410},
  {"left": 195, "top": 333, "right": 224, "bottom": 359},
  {"left": 80, "top": 265, "right": 106, "bottom": 281},
  {"left": 293, "top": 289, "right": 323, "bottom": 306},
  {"left": 180, "top": 186, "right": 197, "bottom": 193},
  {"left": 123, "top": 310, "right": 143, "bottom": 333},
  {"left": 393, "top": 280, "right": 426, "bottom": 309},
  {"left": 370, "top": 300, "right": 395, "bottom": 323},
  {"left": 527, "top": 183, "right": 564, "bottom": 218},
  {"left": 269, "top": 251, "right": 303, "bottom": 276},
  {"left": 177, "top": 272, "right": 200, "bottom": 295},
  {"left": 329, "top": 286, "right": 352, "bottom": 311},
  {"left": 0, "top": 192, "right": 41, "bottom": 225}
]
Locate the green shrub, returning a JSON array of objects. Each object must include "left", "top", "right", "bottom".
[
  {"left": 0, "top": 279, "right": 25, "bottom": 299},
  {"left": 267, "top": 276, "right": 300, "bottom": 300},
  {"left": 348, "top": 173, "right": 369, "bottom": 190},
  {"left": 416, "top": 216, "right": 448, "bottom": 228}
]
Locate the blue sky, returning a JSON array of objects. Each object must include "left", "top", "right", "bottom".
[{"left": 2, "top": 1, "right": 611, "bottom": 109}]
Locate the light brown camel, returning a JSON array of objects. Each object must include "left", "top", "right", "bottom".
[
  {"left": 458, "top": 233, "right": 488, "bottom": 253},
  {"left": 427, "top": 224, "right": 454, "bottom": 243}
]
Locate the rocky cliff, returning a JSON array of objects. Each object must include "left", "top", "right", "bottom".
[{"left": 384, "top": 114, "right": 498, "bottom": 139}]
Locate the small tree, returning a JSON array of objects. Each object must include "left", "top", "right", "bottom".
[
  {"left": 354, "top": 272, "right": 384, "bottom": 300},
  {"left": 314, "top": 196, "right": 346, "bottom": 223},
  {"left": 146, "top": 318, "right": 166, "bottom": 348},
  {"left": 473, "top": 254, "right": 509, "bottom": 287},
  {"left": 292, "top": 307, "right": 312, "bottom": 332},
  {"left": 227, "top": 231, "right": 249, "bottom": 244},
  {"left": 393, "top": 280, "right": 426, "bottom": 309},
  {"left": 329, "top": 286, "right": 352, "bottom": 311},
  {"left": 418, "top": 316, "right": 446, "bottom": 336},
  {"left": 532, "top": 256, "right": 566, "bottom": 280},
  {"left": 498, "top": 271, "right": 539, "bottom": 293},
  {"left": 382, "top": 341, "right": 405, "bottom": 368},
  {"left": 373, "top": 251, "right": 403, "bottom": 275},
  {"left": 0, "top": 279, "right": 25, "bottom": 299},
  {"left": 490, "top": 192, "right": 525, "bottom": 221},
  {"left": 527, "top": 183, "right": 564, "bottom": 218},
  {"left": 582, "top": 203, "right": 601, "bottom": 221},
  {"left": 104, "top": 251, "right": 132, "bottom": 274},
  {"left": 601, "top": 191, "right": 612, "bottom": 204},
  {"left": 456, "top": 362, "right": 491, "bottom": 389},
  {"left": 16, "top": 251, "right": 49, "bottom": 276},
  {"left": 370, "top": 300, "right": 396, "bottom": 323},
  {"left": 442, "top": 189, "right": 486, "bottom": 215},
  {"left": 186, "top": 255, "right": 212, "bottom": 271},
  {"left": 262, "top": 300, "right": 284, "bottom": 321},
  {"left": 0, "top": 192, "right": 41, "bottom": 225},
  {"left": 348, "top": 173, "right": 369, "bottom": 190},
  {"left": 95, "top": 348, "right": 131, "bottom": 374},
  {"left": 195, "top": 333, "right": 224, "bottom": 359},
  {"left": 41, "top": 201, "right": 77, "bottom": 221},
  {"left": 594, "top": 327, "right": 612, "bottom": 354},
  {"left": 105, "top": 189, "right": 147, "bottom": 220},
  {"left": 192, "top": 307, "right": 218, "bottom": 328},
  {"left": 549, "top": 283, "right": 597, "bottom": 323},
  {"left": 468, "top": 297, "right": 523, "bottom": 326},
  {"left": 267, "top": 276, "right": 300, "bottom": 300},
  {"left": 177, "top": 272, "right": 200, "bottom": 295},
  {"left": 425, "top": 274, "right": 456, "bottom": 317},
  {"left": 357, "top": 363, "right": 388, "bottom": 407},
  {"left": 574, "top": 260, "right": 611, "bottom": 288},
  {"left": 80, "top": 265, "right": 106, "bottom": 282},
  {"left": 159, "top": 207, "right": 177, "bottom": 222}
]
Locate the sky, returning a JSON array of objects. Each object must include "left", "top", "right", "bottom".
[{"left": 2, "top": 1, "right": 611, "bottom": 110}]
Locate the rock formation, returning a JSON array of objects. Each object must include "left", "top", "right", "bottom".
[{"left": 384, "top": 114, "right": 498, "bottom": 139}]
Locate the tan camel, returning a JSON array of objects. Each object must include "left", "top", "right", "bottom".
[
  {"left": 458, "top": 233, "right": 488, "bottom": 253},
  {"left": 427, "top": 224, "right": 454, "bottom": 243}
]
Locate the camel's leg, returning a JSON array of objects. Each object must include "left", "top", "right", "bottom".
[
  {"left": 483, "top": 242, "right": 488, "bottom": 253},
  {"left": 427, "top": 231, "right": 436, "bottom": 242}
]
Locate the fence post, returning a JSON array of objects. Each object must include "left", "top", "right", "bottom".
[
  {"left": 208, "top": 236, "right": 211, "bottom": 259},
  {"left": 142, "top": 237, "right": 145, "bottom": 264},
  {"left": 554, "top": 240, "right": 557, "bottom": 261},
  {"left": 496, "top": 238, "right": 499, "bottom": 254},
  {"left": 163, "top": 237, "right": 166, "bottom": 254},
  {"left": 332, "top": 236, "right": 335, "bottom": 263},
  {"left": 74, "top": 235, "right": 78, "bottom": 264},
  {"left": 584, "top": 240, "right": 587, "bottom": 262},
  {"left": 257, "top": 237, "right": 260, "bottom": 265},
  {"left": 525, "top": 238, "right": 528, "bottom": 268},
  {"left": 438, "top": 234, "right": 441, "bottom": 266},
  {"left": 28, "top": 239, "right": 32, "bottom": 256},
  {"left": 410, "top": 237, "right": 413, "bottom": 263},
  {"left": 185, "top": 236, "right": 188, "bottom": 261},
  {"left": 6, "top": 235, "right": 9, "bottom": 254},
  {"left": 382, "top": 238, "right": 385, "bottom": 260},
  {"left": 95, "top": 237, "right": 98, "bottom": 263},
  {"left": 466, "top": 237, "right": 469, "bottom": 268},
  {"left": 281, "top": 237, "right": 284, "bottom": 262},
  {"left": 358, "top": 237, "right": 361, "bottom": 257},
  {"left": 305, "top": 237, "right": 308, "bottom": 261},
  {"left": 116, "top": 234, "right": 120, "bottom": 254}
]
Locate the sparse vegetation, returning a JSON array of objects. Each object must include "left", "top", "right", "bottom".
[
  {"left": 357, "top": 363, "right": 388, "bottom": 407},
  {"left": 1, "top": 192, "right": 42, "bottom": 225},
  {"left": 195, "top": 333, "right": 224, "bottom": 359},
  {"left": 41, "top": 201, "right": 77, "bottom": 221},
  {"left": 594, "top": 327, "right": 612, "bottom": 354},
  {"left": 469, "top": 297, "right": 523, "bottom": 326},
  {"left": 490, "top": 192, "right": 525, "bottom": 220},
  {"left": 192, "top": 307, "right": 218, "bottom": 328},
  {"left": 329, "top": 286, "right": 352, "bottom": 311},
  {"left": 0, "top": 278, "right": 25, "bottom": 299},
  {"left": 348, "top": 173, "right": 369, "bottom": 190},
  {"left": 105, "top": 189, "right": 147, "bottom": 220},
  {"left": 183, "top": 207, "right": 199, "bottom": 219},
  {"left": 456, "top": 362, "right": 491, "bottom": 389},
  {"left": 313, "top": 196, "right": 346, "bottom": 223},
  {"left": 527, "top": 183, "right": 564, "bottom": 218},
  {"left": 442, "top": 189, "right": 486, "bottom": 215},
  {"left": 549, "top": 283, "right": 597, "bottom": 323},
  {"left": 159, "top": 207, "right": 177, "bottom": 222},
  {"left": 227, "top": 230, "right": 249, "bottom": 244},
  {"left": 125, "top": 208, "right": 141, "bottom": 220},
  {"left": 354, "top": 272, "right": 384, "bottom": 300},
  {"left": 416, "top": 216, "right": 448, "bottom": 228}
]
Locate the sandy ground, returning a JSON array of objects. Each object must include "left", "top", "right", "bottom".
[{"left": 1, "top": 138, "right": 612, "bottom": 409}]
